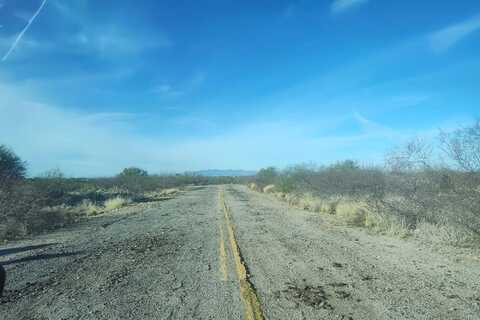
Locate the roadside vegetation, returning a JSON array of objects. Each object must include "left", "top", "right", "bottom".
[
  {"left": 0, "top": 148, "right": 238, "bottom": 241},
  {"left": 251, "top": 121, "right": 480, "bottom": 248}
]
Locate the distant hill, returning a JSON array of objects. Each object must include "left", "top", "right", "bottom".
[{"left": 193, "top": 169, "right": 257, "bottom": 177}]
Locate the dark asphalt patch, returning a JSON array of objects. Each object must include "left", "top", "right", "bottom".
[{"left": 280, "top": 281, "right": 333, "bottom": 310}]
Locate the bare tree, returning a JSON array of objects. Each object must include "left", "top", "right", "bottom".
[
  {"left": 385, "top": 138, "right": 432, "bottom": 173},
  {"left": 440, "top": 120, "right": 480, "bottom": 172}
]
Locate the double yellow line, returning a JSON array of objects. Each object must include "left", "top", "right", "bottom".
[{"left": 219, "top": 189, "right": 264, "bottom": 320}]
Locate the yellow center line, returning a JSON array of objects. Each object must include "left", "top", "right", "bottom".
[
  {"left": 219, "top": 224, "right": 228, "bottom": 282},
  {"left": 220, "top": 188, "right": 264, "bottom": 320}
]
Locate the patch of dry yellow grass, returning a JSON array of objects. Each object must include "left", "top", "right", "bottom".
[
  {"left": 249, "top": 184, "right": 413, "bottom": 237},
  {"left": 262, "top": 184, "right": 276, "bottom": 193},
  {"left": 77, "top": 200, "right": 103, "bottom": 216},
  {"left": 44, "top": 201, "right": 103, "bottom": 217},
  {"left": 160, "top": 188, "right": 179, "bottom": 196},
  {"left": 143, "top": 188, "right": 179, "bottom": 200},
  {"left": 270, "top": 190, "right": 412, "bottom": 237},
  {"left": 104, "top": 197, "right": 131, "bottom": 211}
]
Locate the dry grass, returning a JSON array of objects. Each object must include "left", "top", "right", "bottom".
[
  {"left": 144, "top": 188, "right": 180, "bottom": 201},
  {"left": 364, "top": 211, "right": 411, "bottom": 238},
  {"left": 0, "top": 220, "right": 27, "bottom": 240},
  {"left": 261, "top": 186, "right": 413, "bottom": 238},
  {"left": 263, "top": 184, "right": 276, "bottom": 193},
  {"left": 104, "top": 197, "right": 131, "bottom": 211},
  {"left": 334, "top": 200, "right": 368, "bottom": 226},
  {"left": 77, "top": 200, "right": 103, "bottom": 216},
  {"left": 248, "top": 183, "right": 259, "bottom": 192},
  {"left": 414, "top": 221, "right": 479, "bottom": 247},
  {"left": 160, "top": 188, "right": 179, "bottom": 196},
  {"left": 281, "top": 193, "right": 340, "bottom": 215},
  {"left": 298, "top": 194, "right": 411, "bottom": 237}
]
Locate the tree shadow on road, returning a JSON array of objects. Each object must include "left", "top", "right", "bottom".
[
  {"left": 0, "top": 243, "right": 59, "bottom": 257},
  {"left": 1, "top": 251, "right": 84, "bottom": 266}
]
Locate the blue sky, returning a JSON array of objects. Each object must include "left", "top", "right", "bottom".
[{"left": 0, "top": 0, "right": 479, "bottom": 176}]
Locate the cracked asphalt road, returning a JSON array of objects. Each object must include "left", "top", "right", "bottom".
[{"left": 1, "top": 185, "right": 480, "bottom": 319}]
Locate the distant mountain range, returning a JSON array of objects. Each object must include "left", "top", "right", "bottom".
[{"left": 193, "top": 169, "right": 257, "bottom": 177}]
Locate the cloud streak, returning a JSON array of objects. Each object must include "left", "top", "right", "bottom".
[
  {"left": 429, "top": 15, "right": 480, "bottom": 52},
  {"left": 331, "top": 0, "right": 368, "bottom": 14},
  {"left": 1, "top": 0, "right": 47, "bottom": 62}
]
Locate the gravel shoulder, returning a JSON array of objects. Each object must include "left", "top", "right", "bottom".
[{"left": 225, "top": 184, "right": 480, "bottom": 320}]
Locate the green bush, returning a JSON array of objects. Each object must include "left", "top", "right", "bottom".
[
  {"left": 0, "top": 145, "right": 26, "bottom": 188},
  {"left": 118, "top": 167, "right": 148, "bottom": 177},
  {"left": 256, "top": 167, "right": 277, "bottom": 187}
]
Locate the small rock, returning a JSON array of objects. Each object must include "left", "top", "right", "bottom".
[{"left": 172, "top": 281, "right": 183, "bottom": 290}]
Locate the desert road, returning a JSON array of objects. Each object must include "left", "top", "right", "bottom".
[{"left": 1, "top": 185, "right": 479, "bottom": 319}]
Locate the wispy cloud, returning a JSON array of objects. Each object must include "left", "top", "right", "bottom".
[
  {"left": 72, "top": 26, "right": 171, "bottom": 58},
  {"left": 0, "top": 2, "right": 4, "bottom": 28},
  {"left": 14, "top": 10, "right": 33, "bottom": 22},
  {"left": 1, "top": 0, "right": 47, "bottom": 62},
  {"left": 0, "top": 34, "right": 45, "bottom": 54},
  {"left": 429, "top": 15, "right": 480, "bottom": 52},
  {"left": 154, "top": 83, "right": 184, "bottom": 98},
  {"left": 153, "top": 72, "right": 207, "bottom": 99},
  {"left": 331, "top": 0, "right": 368, "bottom": 14},
  {"left": 190, "top": 71, "right": 207, "bottom": 86},
  {"left": 353, "top": 112, "right": 399, "bottom": 139},
  {"left": 83, "top": 112, "right": 138, "bottom": 124}
]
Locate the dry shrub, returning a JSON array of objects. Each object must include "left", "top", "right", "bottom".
[
  {"left": 0, "top": 219, "right": 26, "bottom": 240},
  {"left": 104, "top": 197, "right": 131, "bottom": 211},
  {"left": 274, "top": 190, "right": 412, "bottom": 237},
  {"left": 334, "top": 201, "right": 368, "bottom": 226},
  {"left": 143, "top": 188, "right": 179, "bottom": 201},
  {"left": 76, "top": 200, "right": 103, "bottom": 216},
  {"left": 295, "top": 194, "right": 321, "bottom": 212},
  {"left": 315, "top": 196, "right": 412, "bottom": 236},
  {"left": 160, "top": 188, "right": 179, "bottom": 196},
  {"left": 283, "top": 193, "right": 332, "bottom": 213},
  {"left": 364, "top": 211, "right": 410, "bottom": 238},
  {"left": 1, "top": 184, "right": 41, "bottom": 239},
  {"left": 0, "top": 185, "right": 88, "bottom": 240},
  {"left": 285, "top": 193, "right": 300, "bottom": 206},
  {"left": 33, "top": 207, "right": 71, "bottom": 231},
  {"left": 263, "top": 184, "right": 276, "bottom": 193},
  {"left": 273, "top": 192, "right": 287, "bottom": 200},
  {"left": 414, "top": 221, "right": 479, "bottom": 247}
]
